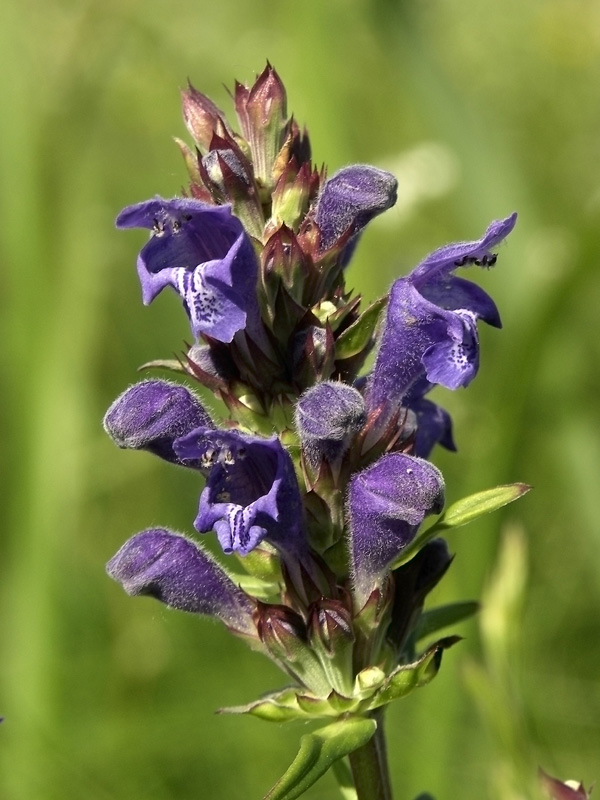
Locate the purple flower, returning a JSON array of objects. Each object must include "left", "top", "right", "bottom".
[
  {"left": 295, "top": 381, "right": 366, "bottom": 466},
  {"left": 103, "top": 379, "right": 213, "bottom": 465},
  {"left": 348, "top": 453, "right": 445, "bottom": 607},
  {"left": 116, "top": 197, "right": 260, "bottom": 342},
  {"left": 366, "top": 213, "right": 517, "bottom": 418},
  {"left": 174, "top": 428, "right": 305, "bottom": 558},
  {"left": 315, "top": 165, "right": 398, "bottom": 254},
  {"left": 107, "top": 528, "right": 256, "bottom": 634}
]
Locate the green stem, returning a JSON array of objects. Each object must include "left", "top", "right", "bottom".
[{"left": 348, "top": 710, "right": 393, "bottom": 800}]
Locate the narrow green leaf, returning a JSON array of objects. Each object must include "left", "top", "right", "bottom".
[
  {"left": 334, "top": 296, "right": 387, "bottom": 360},
  {"left": 392, "top": 483, "right": 531, "bottom": 568},
  {"left": 433, "top": 483, "right": 531, "bottom": 531},
  {"left": 263, "top": 718, "right": 377, "bottom": 800},
  {"left": 414, "top": 601, "right": 480, "bottom": 642},
  {"left": 219, "top": 688, "right": 306, "bottom": 722},
  {"left": 368, "top": 637, "right": 460, "bottom": 709},
  {"left": 138, "top": 358, "right": 186, "bottom": 373}
]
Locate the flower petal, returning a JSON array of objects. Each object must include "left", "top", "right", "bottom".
[{"left": 315, "top": 165, "right": 397, "bottom": 253}]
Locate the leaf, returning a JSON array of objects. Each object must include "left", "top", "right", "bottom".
[
  {"left": 219, "top": 688, "right": 305, "bottom": 722},
  {"left": 392, "top": 483, "right": 531, "bottom": 568},
  {"left": 263, "top": 717, "right": 377, "bottom": 800},
  {"left": 138, "top": 358, "right": 186, "bottom": 373},
  {"left": 367, "top": 637, "right": 460, "bottom": 709},
  {"left": 414, "top": 601, "right": 480, "bottom": 642},
  {"left": 433, "top": 483, "right": 531, "bottom": 531},
  {"left": 334, "top": 296, "right": 387, "bottom": 360}
]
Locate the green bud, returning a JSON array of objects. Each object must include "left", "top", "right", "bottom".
[
  {"left": 256, "top": 603, "right": 331, "bottom": 696},
  {"left": 308, "top": 599, "right": 355, "bottom": 697}
]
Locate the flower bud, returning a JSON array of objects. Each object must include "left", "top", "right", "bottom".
[
  {"left": 103, "top": 379, "right": 212, "bottom": 465},
  {"left": 234, "top": 64, "right": 287, "bottom": 191},
  {"left": 181, "top": 82, "right": 230, "bottom": 152},
  {"left": 296, "top": 382, "right": 366, "bottom": 468},
  {"left": 539, "top": 769, "right": 592, "bottom": 800},
  {"left": 308, "top": 599, "right": 355, "bottom": 696},
  {"left": 200, "top": 147, "right": 264, "bottom": 238},
  {"left": 256, "top": 604, "right": 331, "bottom": 695},
  {"left": 292, "top": 325, "right": 335, "bottom": 385}
]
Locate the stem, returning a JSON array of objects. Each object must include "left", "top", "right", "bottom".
[{"left": 348, "top": 709, "right": 393, "bottom": 800}]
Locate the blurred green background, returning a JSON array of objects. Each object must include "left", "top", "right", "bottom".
[{"left": 2, "top": 0, "right": 600, "bottom": 797}]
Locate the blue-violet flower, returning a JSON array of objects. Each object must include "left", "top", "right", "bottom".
[
  {"left": 348, "top": 452, "right": 445, "bottom": 607},
  {"left": 107, "top": 528, "right": 256, "bottom": 634},
  {"left": 174, "top": 428, "right": 305, "bottom": 559},
  {"left": 315, "top": 165, "right": 398, "bottom": 256},
  {"left": 366, "top": 213, "right": 517, "bottom": 419},
  {"left": 116, "top": 197, "right": 260, "bottom": 342},
  {"left": 103, "top": 379, "right": 213, "bottom": 465}
]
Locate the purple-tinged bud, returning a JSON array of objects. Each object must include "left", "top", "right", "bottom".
[
  {"left": 292, "top": 325, "right": 336, "bottom": 385},
  {"left": 261, "top": 226, "right": 310, "bottom": 308},
  {"left": 270, "top": 161, "right": 320, "bottom": 234},
  {"left": 539, "top": 769, "right": 592, "bottom": 800},
  {"left": 315, "top": 165, "right": 398, "bottom": 253},
  {"left": 199, "top": 147, "right": 264, "bottom": 239},
  {"left": 107, "top": 529, "right": 256, "bottom": 635},
  {"left": 234, "top": 64, "right": 287, "bottom": 191},
  {"left": 103, "top": 379, "right": 212, "bottom": 465},
  {"left": 185, "top": 342, "right": 238, "bottom": 386},
  {"left": 201, "top": 148, "right": 252, "bottom": 195},
  {"left": 348, "top": 453, "right": 445, "bottom": 609},
  {"left": 308, "top": 598, "right": 355, "bottom": 696},
  {"left": 296, "top": 382, "right": 366, "bottom": 467},
  {"left": 256, "top": 603, "right": 331, "bottom": 695},
  {"left": 181, "top": 82, "right": 231, "bottom": 153}
]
